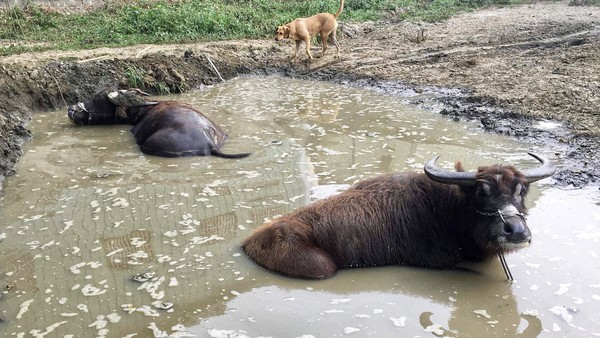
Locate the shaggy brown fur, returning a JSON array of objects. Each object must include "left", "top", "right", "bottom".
[{"left": 242, "top": 160, "right": 543, "bottom": 279}]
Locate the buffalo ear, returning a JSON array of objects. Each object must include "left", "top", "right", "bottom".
[
  {"left": 455, "top": 161, "right": 465, "bottom": 172},
  {"left": 115, "top": 106, "right": 127, "bottom": 119}
]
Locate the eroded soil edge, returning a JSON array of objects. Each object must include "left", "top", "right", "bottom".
[{"left": 1, "top": 2, "right": 599, "bottom": 188}]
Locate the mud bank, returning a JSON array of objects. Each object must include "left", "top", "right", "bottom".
[{"left": 0, "top": 1, "right": 599, "bottom": 188}]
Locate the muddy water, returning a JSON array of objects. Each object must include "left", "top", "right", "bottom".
[{"left": 0, "top": 77, "right": 598, "bottom": 337}]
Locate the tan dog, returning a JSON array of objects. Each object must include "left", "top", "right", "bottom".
[{"left": 275, "top": 0, "right": 344, "bottom": 60}]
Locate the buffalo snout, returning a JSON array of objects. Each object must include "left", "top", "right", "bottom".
[
  {"left": 494, "top": 205, "right": 532, "bottom": 249},
  {"left": 502, "top": 215, "right": 531, "bottom": 245},
  {"left": 67, "top": 102, "right": 89, "bottom": 125}
]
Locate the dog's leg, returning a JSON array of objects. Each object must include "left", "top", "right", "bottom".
[
  {"left": 320, "top": 32, "right": 329, "bottom": 57},
  {"left": 331, "top": 30, "right": 340, "bottom": 58},
  {"left": 294, "top": 40, "right": 302, "bottom": 60},
  {"left": 303, "top": 37, "right": 313, "bottom": 59}
]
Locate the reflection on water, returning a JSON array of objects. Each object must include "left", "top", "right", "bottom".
[{"left": 0, "top": 77, "right": 598, "bottom": 337}]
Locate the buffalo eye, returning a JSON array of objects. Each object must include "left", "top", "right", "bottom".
[
  {"left": 477, "top": 182, "right": 492, "bottom": 197},
  {"left": 514, "top": 184, "right": 522, "bottom": 196},
  {"left": 513, "top": 183, "right": 526, "bottom": 204}
]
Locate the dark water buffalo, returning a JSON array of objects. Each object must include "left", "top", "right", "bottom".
[
  {"left": 67, "top": 87, "right": 250, "bottom": 158},
  {"left": 242, "top": 153, "right": 555, "bottom": 279}
]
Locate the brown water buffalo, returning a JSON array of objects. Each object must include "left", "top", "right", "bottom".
[
  {"left": 67, "top": 87, "right": 250, "bottom": 158},
  {"left": 242, "top": 153, "right": 555, "bottom": 279}
]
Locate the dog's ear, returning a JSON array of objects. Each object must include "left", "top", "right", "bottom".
[{"left": 284, "top": 26, "right": 291, "bottom": 38}]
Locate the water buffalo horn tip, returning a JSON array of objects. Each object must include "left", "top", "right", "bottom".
[
  {"left": 522, "top": 152, "right": 556, "bottom": 183},
  {"left": 132, "top": 88, "right": 151, "bottom": 96}
]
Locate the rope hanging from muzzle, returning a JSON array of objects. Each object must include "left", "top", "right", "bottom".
[
  {"left": 498, "top": 253, "right": 514, "bottom": 282},
  {"left": 475, "top": 208, "right": 518, "bottom": 282}
]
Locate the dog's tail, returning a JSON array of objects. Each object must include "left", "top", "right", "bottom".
[{"left": 334, "top": 0, "right": 344, "bottom": 18}]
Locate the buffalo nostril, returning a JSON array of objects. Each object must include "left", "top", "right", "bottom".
[{"left": 503, "top": 219, "right": 530, "bottom": 243}]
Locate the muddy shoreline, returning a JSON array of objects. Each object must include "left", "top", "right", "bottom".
[
  {"left": 0, "top": 1, "right": 599, "bottom": 188},
  {"left": 312, "top": 74, "right": 599, "bottom": 187}
]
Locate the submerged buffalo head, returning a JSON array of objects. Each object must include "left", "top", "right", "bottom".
[
  {"left": 424, "top": 153, "right": 555, "bottom": 256},
  {"left": 67, "top": 87, "right": 157, "bottom": 125},
  {"left": 67, "top": 87, "right": 251, "bottom": 159}
]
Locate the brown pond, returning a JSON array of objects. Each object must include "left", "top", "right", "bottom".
[{"left": 0, "top": 77, "right": 598, "bottom": 337}]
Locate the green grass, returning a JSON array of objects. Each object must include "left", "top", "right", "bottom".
[{"left": 0, "top": 0, "right": 528, "bottom": 55}]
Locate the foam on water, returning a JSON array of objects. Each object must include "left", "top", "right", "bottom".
[{"left": 0, "top": 76, "right": 597, "bottom": 337}]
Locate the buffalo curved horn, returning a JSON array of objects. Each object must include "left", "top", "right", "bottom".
[
  {"left": 424, "top": 156, "right": 477, "bottom": 186},
  {"left": 424, "top": 153, "right": 556, "bottom": 186},
  {"left": 520, "top": 152, "right": 556, "bottom": 182},
  {"left": 107, "top": 90, "right": 159, "bottom": 108}
]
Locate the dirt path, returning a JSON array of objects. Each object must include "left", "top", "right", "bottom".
[{"left": 0, "top": 1, "right": 598, "bottom": 187}]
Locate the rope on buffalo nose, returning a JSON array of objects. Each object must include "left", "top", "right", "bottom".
[
  {"left": 498, "top": 253, "right": 514, "bottom": 282},
  {"left": 475, "top": 208, "right": 517, "bottom": 282},
  {"left": 475, "top": 208, "right": 526, "bottom": 221},
  {"left": 498, "top": 209, "right": 514, "bottom": 282}
]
